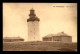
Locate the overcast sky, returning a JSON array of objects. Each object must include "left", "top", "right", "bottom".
[{"left": 3, "top": 3, "right": 77, "bottom": 42}]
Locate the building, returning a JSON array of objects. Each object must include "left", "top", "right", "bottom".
[
  {"left": 43, "top": 32, "right": 72, "bottom": 43},
  {"left": 3, "top": 37, "right": 24, "bottom": 42},
  {"left": 27, "top": 8, "right": 40, "bottom": 41}
]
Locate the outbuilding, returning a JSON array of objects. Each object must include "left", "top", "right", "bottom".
[
  {"left": 43, "top": 32, "right": 72, "bottom": 43},
  {"left": 3, "top": 37, "right": 24, "bottom": 42}
]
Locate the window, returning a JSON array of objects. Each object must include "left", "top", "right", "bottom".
[{"left": 55, "top": 39, "right": 60, "bottom": 41}]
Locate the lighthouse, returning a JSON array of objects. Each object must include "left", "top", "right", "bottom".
[{"left": 27, "top": 8, "right": 40, "bottom": 41}]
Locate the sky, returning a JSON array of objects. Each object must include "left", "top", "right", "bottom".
[{"left": 3, "top": 3, "right": 77, "bottom": 42}]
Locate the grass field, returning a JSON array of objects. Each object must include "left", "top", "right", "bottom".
[{"left": 3, "top": 41, "right": 77, "bottom": 51}]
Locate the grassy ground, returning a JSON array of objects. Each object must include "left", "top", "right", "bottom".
[{"left": 3, "top": 41, "right": 77, "bottom": 51}]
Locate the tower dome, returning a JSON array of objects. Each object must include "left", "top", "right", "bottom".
[{"left": 30, "top": 8, "right": 34, "bottom": 11}]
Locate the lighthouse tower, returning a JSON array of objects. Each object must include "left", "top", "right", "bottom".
[{"left": 27, "top": 8, "right": 40, "bottom": 41}]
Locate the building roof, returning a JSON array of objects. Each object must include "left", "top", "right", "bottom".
[
  {"left": 3, "top": 37, "right": 24, "bottom": 39},
  {"left": 43, "top": 32, "right": 71, "bottom": 38},
  {"left": 55, "top": 32, "right": 69, "bottom": 36}
]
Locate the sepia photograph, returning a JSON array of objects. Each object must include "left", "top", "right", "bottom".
[{"left": 3, "top": 3, "right": 77, "bottom": 51}]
